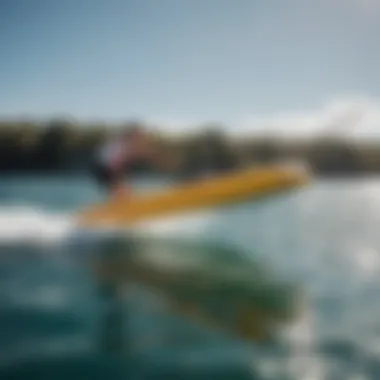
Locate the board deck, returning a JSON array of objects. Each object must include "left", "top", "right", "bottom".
[{"left": 78, "top": 164, "right": 308, "bottom": 227}]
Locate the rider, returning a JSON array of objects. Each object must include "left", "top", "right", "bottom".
[{"left": 92, "top": 124, "right": 155, "bottom": 199}]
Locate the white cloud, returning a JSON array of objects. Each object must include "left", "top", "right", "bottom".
[
  {"left": 231, "top": 95, "right": 380, "bottom": 140},
  {"left": 151, "top": 95, "right": 380, "bottom": 141}
]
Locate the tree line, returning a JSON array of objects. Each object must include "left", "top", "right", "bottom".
[{"left": 0, "top": 119, "right": 379, "bottom": 177}]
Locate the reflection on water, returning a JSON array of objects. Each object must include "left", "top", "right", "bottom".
[
  {"left": 0, "top": 235, "right": 309, "bottom": 379},
  {"left": 3, "top": 178, "right": 380, "bottom": 378},
  {"left": 91, "top": 234, "right": 302, "bottom": 342}
]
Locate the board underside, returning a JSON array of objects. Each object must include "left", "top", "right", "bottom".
[{"left": 79, "top": 164, "right": 308, "bottom": 227}]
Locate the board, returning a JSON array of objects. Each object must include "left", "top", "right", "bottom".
[{"left": 78, "top": 163, "right": 309, "bottom": 227}]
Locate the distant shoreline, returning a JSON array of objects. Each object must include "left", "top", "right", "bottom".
[
  {"left": 1, "top": 169, "right": 380, "bottom": 180},
  {"left": 1, "top": 119, "right": 380, "bottom": 176}
]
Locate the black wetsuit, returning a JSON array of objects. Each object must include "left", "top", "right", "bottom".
[{"left": 92, "top": 139, "right": 134, "bottom": 191}]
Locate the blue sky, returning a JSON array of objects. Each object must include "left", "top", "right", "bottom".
[{"left": 1, "top": 0, "right": 380, "bottom": 135}]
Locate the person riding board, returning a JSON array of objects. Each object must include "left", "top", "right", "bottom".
[{"left": 92, "top": 124, "right": 157, "bottom": 199}]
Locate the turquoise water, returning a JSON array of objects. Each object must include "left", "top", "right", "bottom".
[{"left": 2, "top": 176, "right": 380, "bottom": 379}]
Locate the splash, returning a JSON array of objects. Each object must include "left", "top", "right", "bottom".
[
  {"left": 0, "top": 206, "right": 75, "bottom": 246},
  {"left": 133, "top": 211, "right": 217, "bottom": 238},
  {"left": 0, "top": 204, "right": 216, "bottom": 248}
]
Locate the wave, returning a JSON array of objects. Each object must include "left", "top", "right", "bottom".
[
  {"left": 0, "top": 205, "right": 75, "bottom": 246},
  {"left": 0, "top": 204, "right": 216, "bottom": 248}
]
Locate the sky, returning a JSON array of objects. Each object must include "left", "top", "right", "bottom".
[{"left": 1, "top": 0, "right": 380, "bottom": 137}]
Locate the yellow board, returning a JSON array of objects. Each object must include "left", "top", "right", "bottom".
[{"left": 78, "top": 164, "right": 309, "bottom": 227}]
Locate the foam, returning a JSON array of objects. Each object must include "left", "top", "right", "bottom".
[
  {"left": 0, "top": 206, "right": 75, "bottom": 246},
  {"left": 0, "top": 205, "right": 214, "bottom": 248}
]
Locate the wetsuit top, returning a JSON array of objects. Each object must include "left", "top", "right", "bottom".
[{"left": 96, "top": 138, "right": 135, "bottom": 171}]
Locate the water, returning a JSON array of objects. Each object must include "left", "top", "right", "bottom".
[{"left": 1, "top": 176, "right": 380, "bottom": 379}]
